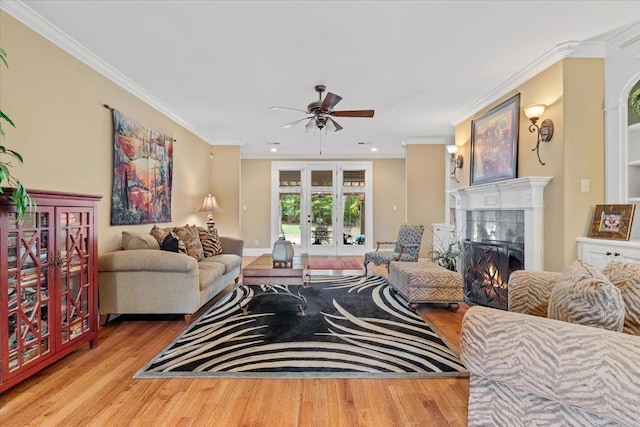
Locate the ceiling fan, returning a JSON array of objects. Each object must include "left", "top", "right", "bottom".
[{"left": 270, "top": 85, "right": 375, "bottom": 133}]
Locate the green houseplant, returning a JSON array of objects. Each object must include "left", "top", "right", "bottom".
[
  {"left": 630, "top": 88, "right": 640, "bottom": 118},
  {"left": 429, "top": 229, "right": 461, "bottom": 272},
  {"left": 0, "top": 48, "right": 33, "bottom": 218}
]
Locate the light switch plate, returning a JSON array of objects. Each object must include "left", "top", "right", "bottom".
[{"left": 581, "top": 179, "right": 590, "bottom": 192}]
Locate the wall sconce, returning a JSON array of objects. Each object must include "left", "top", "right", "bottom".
[
  {"left": 446, "top": 145, "right": 463, "bottom": 183},
  {"left": 198, "top": 194, "right": 223, "bottom": 230},
  {"left": 523, "top": 104, "right": 554, "bottom": 165}
]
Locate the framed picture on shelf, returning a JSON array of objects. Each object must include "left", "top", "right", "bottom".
[
  {"left": 470, "top": 94, "right": 520, "bottom": 185},
  {"left": 588, "top": 204, "right": 636, "bottom": 241}
]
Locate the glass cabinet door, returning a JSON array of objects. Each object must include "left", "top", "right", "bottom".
[
  {"left": 57, "top": 208, "right": 93, "bottom": 346},
  {"left": 4, "top": 209, "right": 53, "bottom": 376}
]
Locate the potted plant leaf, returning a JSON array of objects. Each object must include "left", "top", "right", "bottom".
[
  {"left": 0, "top": 48, "right": 33, "bottom": 218},
  {"left": 630, "top": 87, "right": 640, "bottom": 118},
  {"left": 429, "top": 230, "right": 461, "bottom": 272}
]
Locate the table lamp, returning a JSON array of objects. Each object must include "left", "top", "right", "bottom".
[{"left": 198, "top": 194, "right": 223, "bottom": 230}]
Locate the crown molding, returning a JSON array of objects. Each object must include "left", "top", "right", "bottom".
[
  {"left": 449, "top": 40, "right": 606, "bottom": 126},
  {"left": 402, "top": 137, "right": 452, "bottom": 145},
  {"left": 607, "top": 21, "right": 640, "bottom": 50},
  {"left": 1, "top": 0, "right": 214, "bottom": 143}
]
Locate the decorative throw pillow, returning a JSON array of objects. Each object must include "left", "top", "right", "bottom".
[
  {"left": 173, "top": 225, "right": 204, "bottom": 261},
  {"left": 160, "top": 232, "right": 187, "bottom": 254},
  {"left": 602, "top": 261, "right": 640, "bottom": 335},
  {"left": 150, "top": 225, "right": 173, "bottom": 247},
  {"left": 121, "top": 231, "right": 160, "bottom": 250},
  {"left": 548, "top": 260, "right": 625, "bottom": 332},
  {"left": 197, "top": 226, "right": 223, "bottom": 257}
]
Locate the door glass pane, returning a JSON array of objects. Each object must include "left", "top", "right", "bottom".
[
  {"left": 343, "top": 170, "right": 366, "bottom": 245},
  {"left": 279, "top": 170, "right": 301, "bottom": 186},
  {"left": 311, "top": 170, "right": 332, "bottom": 187},
  {"left": 310, "top": 170, "right": 333, "bottom": 247},
  {"left": 279, "top": 193, "right": 301, "bottom": 245},
  {"left": 343, "top": 193, "right": 365, "bottom": 245},
  {"left": 343, "top": 170, "right": 365, "bottom": 187},
  {"left": 311, "top": 192, "right": 333, "bottom": 245},
  {"left": 278, "top": 170, "right": 302, "bottom": 245}
]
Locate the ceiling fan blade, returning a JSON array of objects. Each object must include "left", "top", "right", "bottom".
[
  {"left": 331, "top": 109, "right": 375, "bottom": 118},
  {"left": 321, "top": 92, "right": 342, "bottom": 111},
  {"left": 281, "top": 116, "right": 313, "bottom": 128},
  {"left": 327, "top": 117, "right": 343, "bottom": 132},
  {"left": 270, "top": 106, "right": 308, "bottom": 113}
]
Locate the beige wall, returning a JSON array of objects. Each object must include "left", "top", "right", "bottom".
[
  {"left": 406, "top": 144, "right": 446, "bottom": 256},
  {"left": 453, "top": 58, "right": 605, "bottom": 271},
  {"left": 240, "top": 159, "right": 272, "bottom": 249},
  {"left": 0, "top": 13, "right": 239, "bottom": 253},
  {"left": 561, "top": 59, "right": 605, "bottom": 264},
  {"left": 210, "top": 145, "right": 241, "bottom": 237},
  {"left": 371, "top": 158, "right": 407, "bottom": 245}
]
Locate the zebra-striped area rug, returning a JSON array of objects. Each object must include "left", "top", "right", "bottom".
[{"left": 135, "top": 276, "right": 469, "bottom": 379}]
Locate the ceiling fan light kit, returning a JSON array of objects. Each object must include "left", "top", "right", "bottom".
[{"left": 273, "top": 85, "right": 374, "bottom": 133}]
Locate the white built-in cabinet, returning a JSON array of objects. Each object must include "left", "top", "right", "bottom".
[
  {"left": 577, "top": 237, "right": 640, "bottom": 270},
  {"left": 597, "top": 22, "right": 640, "bottom": 255}
]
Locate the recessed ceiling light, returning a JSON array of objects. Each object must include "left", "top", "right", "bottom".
[
  {"left": 270, "top": 147, "right": 278, "bottom": 152},
  {"left": 370, "top": 147, "right": 378, "bottom": 152}
]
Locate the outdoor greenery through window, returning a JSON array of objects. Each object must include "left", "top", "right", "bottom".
[{"left": 276, "top": 165, "right": 369, "bottom": 249}]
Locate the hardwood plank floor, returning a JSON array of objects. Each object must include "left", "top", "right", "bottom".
[{"left": 0, "top": 258, "right": 469, "bottom": 427}]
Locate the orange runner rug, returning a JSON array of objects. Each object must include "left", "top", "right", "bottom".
[{"left": 306, "top": 257, "right": 363, "bottom": 270}]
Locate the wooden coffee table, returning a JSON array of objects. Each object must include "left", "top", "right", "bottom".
[{"left": 240, "top": 254, "right": 310, "bottom": 315}]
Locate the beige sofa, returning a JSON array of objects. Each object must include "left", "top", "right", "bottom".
[
  {"left": 460, "top": 260, "right": 640, "bottom": 426},
  {"left": 98, "top": 233, "right": 243, "bottom": 323}
]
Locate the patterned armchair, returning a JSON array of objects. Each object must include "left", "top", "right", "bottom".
[
  {"left": 460, "top": 260, "right": 640, "bottom": 426},
  {"left": 363, "top": 224, "right": 424, "bottom": 274}
]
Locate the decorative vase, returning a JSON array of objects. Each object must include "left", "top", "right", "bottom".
[{"left": 272, "top": 237, "right": 294, "bottom": 268}]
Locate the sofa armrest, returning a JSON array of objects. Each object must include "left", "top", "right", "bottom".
[
  {"left": 508, "top": 270, "right": 561, "bottom": 316},
  {"left": 460, "top": 306, "right": 640, "bottom": 426},
  {"left": 219, "top": 236, "right": 244, "bottom": 257},
  {"left": 98, "top": 249, "right": 198, "bottom": 273}
]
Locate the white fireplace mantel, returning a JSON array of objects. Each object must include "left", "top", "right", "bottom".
[{"left": 448, "top": 176, "right": 552, "bottom": 270}]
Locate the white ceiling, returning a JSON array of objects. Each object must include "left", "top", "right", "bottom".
[{"left": 8, "top": 1, "right": 640, "bottom": 158}]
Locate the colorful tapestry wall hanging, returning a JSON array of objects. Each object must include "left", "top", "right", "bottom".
[{"left": 110, "top": 109, "right": 173, "bottom": 225}]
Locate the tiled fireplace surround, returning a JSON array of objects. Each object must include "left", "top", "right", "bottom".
[
  {"left": 449, "top": 176, "right": 552, "bottom": 270},
  {"left": 449, "top": 177, "right": 552, "bottom": 307}
]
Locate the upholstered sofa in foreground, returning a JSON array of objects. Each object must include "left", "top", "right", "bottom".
[
  {"left": 460, "top": 260, "right": 640, "bottom": 425},
  {"left": 460, "top": 306, "right": 640, "bottom": 426},
  {"left": 98, "top": 230, "right": 244, "bottom": 323}
]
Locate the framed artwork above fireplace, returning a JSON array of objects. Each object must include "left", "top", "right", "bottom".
[{"left": 470, "top": 94, "right": 520, "bottom": 185}]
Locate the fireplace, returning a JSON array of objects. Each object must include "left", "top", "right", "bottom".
[
  {"left": 462, "top": 240, "right": 524, "bottom": 309},
  {"left": 449, "top": 177, "right": 552, "bottom": 309}
]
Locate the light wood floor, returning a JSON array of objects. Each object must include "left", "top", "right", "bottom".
[{"left": 0, "top": 258, "right": 470, "bottom": 427}]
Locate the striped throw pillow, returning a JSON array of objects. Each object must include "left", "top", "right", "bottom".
[
  {"left": 198, "top": 227, "right": 223, "bottom": 257},
  {"left": 548, "top": 260, "right": 625, "bottom": 332},
  {"left": 603, "top": 261, "right": 640, "bottom": 335}
]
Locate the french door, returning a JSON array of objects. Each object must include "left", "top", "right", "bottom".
[{"left": 271, "top": 161, "right": 372, "bottom": 255}]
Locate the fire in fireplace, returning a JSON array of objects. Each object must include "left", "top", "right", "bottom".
[{"left": 462, "top": 240, "right": 524, "bottom": 310}]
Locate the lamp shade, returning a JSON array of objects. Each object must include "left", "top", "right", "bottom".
[
  {"left": 446, "top": 145, "right": 459, "bottom": 155},
  {"left": 523, "top": 104, "right": 546, "bottom": 120},
  {"left": 305, "top": 118, "right": 316, "bottom": 133},
  {"left": 198, "top": 194, "right": 223, "bottom": 212}
]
